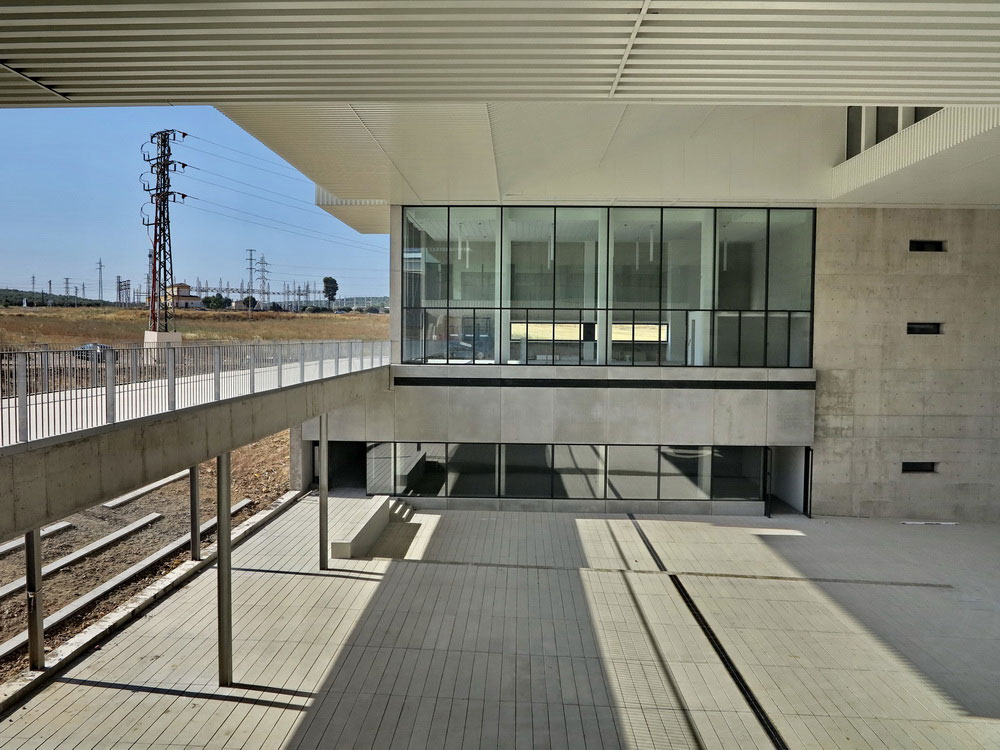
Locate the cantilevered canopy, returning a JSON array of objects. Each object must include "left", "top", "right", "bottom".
[{"left": 3, "top": 1, "right": 1000, "bottom": 108}]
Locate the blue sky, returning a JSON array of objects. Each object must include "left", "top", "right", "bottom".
[{"left": 0, "top": 106, "right": 389, "bottom": 300}]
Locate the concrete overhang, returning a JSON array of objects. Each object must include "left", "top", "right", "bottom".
[{"left": 832, "top": 107, "right": 1000, "bottom": 206}]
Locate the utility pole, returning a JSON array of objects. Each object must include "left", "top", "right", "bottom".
[
  {"left": 64, "top": 278, "right": 70, "bottom": 297},
  {"left": 141, "top": 129, "right": 187, "bottom": 333},
  {"left": 256, "top": 254, "right": 269, "bottom": 309},
  {"left": 82, "top": 283, "right": 86, "bottom": 300},
  {"left": 30, "top": 276, "right": 35, "bottom": 295},
  {"left": 96, "top": 258, "right": 104, "bottom": 304},
  {"left": 246, "top": 248, "right": 255, "bottom": 319},
  {"left": 47, "top": 280, "right": 52, "bottom": 304}
]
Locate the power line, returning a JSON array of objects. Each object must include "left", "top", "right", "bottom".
[
  {"left": 185, "top": 133, "right": 299, "bottom": 171},
  {"left": 175, "top": 166, "right": 389, "bottom": 252},
  {"left": 184, "top": 196, "right": 388, "bottom": 255},
  {"left": 177, "top": 172, "right": 322, "bottom": 216},
  {"left": 173, "top": 141, "right": 309, "bottom": 182},
  {"left": 183, "top": 165, "right": 315, "bottom": 206}
]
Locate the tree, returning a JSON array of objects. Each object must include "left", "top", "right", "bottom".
[
  {"left": 269, "top": 301, "right": 284, "bottom": 312},
  {"left": 202, "top": 293, "right": 231, "bottom": 310},
  {"left": 322, "top": 276, "right": 339, "bottom": 308},
  {"left": 242, "top": 295, "right": 258, "bottom": 309}
]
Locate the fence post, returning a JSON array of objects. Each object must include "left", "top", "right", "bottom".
[
  {"left": 25, "top": 529, "right": 43, "bottom": 670},
  {"left": 213, "top": 346, "right": 222, "bottom": 401},
  {"left": 39, "top": 345, "right": 49, "bottom": 394},
  {"left": 90, "top": 349, "right": 99, "bottom": 388},
  {"left": 276, "top": 345, "right": 283, "bottom": 389},
  {"left": 167, "top": 346, "right": 176, "bottom": 411},
  {"left": 249, "top": 346, "right": 256, "bottom": 395},
  {"left": 15, "top": 352, "right": 28, "bottom": 443},
  {"left": 318, "top": 342, "right": 324, "bottom": 379},
  {"left": 334, "top": 341, "right": 341, "bottom": 376},
  {"left": 105, "top": 351, "right": 116, "bottom": 425},
  {"left": 299, "top": 342, "right": 305, "bottom": 383}
]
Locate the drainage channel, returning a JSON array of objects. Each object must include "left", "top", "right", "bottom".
[{"left": 627, "top": 513, "right": 789, "bottom": 750}]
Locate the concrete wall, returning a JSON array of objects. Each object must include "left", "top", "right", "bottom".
[
  {"left": 0, "top": 366, "right": 391, "bottom": 540},
  {"left": 812, "top": 207, "right": 1000, "bottom": 521},
  {"left": 303, "top": 365, "right": 815, "bottom": 447}
]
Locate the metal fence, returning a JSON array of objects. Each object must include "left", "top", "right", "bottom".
[{"left": 0, "top": 339, "right": 390, "bottom": 447}]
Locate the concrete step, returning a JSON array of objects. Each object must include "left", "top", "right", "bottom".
[{"left": 389, "top": 497, "right": 414, "bottom": 522}]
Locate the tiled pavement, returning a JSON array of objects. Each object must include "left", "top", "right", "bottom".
[{"left": 0, "top": 499, "right": 997, "bottom": 749}]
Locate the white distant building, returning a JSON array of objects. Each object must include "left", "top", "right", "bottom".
[{"left": 166, "top": 283, "right": 202, "bottom": 310}]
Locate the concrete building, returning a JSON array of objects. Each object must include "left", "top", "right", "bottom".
[{"left": 3, "top": 4, "right": 999, "bottom": 521}]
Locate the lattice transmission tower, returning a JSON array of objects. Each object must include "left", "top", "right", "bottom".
[{"left": 141, "top": 129, "right": 188, "bottom": 332}]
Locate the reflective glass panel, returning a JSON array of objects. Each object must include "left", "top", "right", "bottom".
[
  {"left": 450, "top": 207, "right": 500, "bottom": 308},
  {"left": 395, "top": 442, "right": 447, "bottom": 497},
  {"left": 402, "top": 308, "right": 424, "bottom": 363},
  {"left": 446, "top": 309, "right": 475, "bottom": 364},
  {"left": 659, "top": 446, "right": 712, "bottom": 500},
  {"left": 611, "top": 208, "right": 660, "bottom": 310},
  {"left": 502, "top": 444, "right": 553, "bottom": 498},
  {"left": 423, "top": 309, "right": 449, "bottom": 363},
  {"left": 661, "top": 310, "right": 686, "bottom": 365},
  {"left": 789, "top": 312, "right": 811, "bottom": 366},
  {"left": 553, "top": 445, "right": 605, "bottom": 499},
  {"left": 716, "top": 209, "right": 767, "bottom": 310},
  {"left": 687, "top": 310, "right": 712, "bottom": 366},
  {"left": 555, "top": 208, "right": 603, "bottom": 309},
  {"left": 607, "top": 445, "right": 658, "bottom": 500},
  {"left": 366, "top": 443, "right": 394, "bottom": 495},
  {"left": 768, "top": 210, "right": 813, "bottom": 311},
  {"left": 448, "top": 443, "right": 497, "bottom": 497},
  {"left": 504, "top": 207, "right": 553, "bottom": 308},
  {"left": 739, "top": 311, "right": 765, "bottom": 367},
  {"left": 403, "top": 207, "right": 447, "bottom": 308},
  {"left": 766, "top": 312, "right": 790, "bottom": 367},
  {"left": 713, "top": 311, "right": 739, "bottom": 366},
  {"left": 663, "top": 209, "right": 714, "bottom": 310},
  {"left": 711, "top": 446, "right": 763, "bottom": 501},
  {"left": 633, "top": 310, "right": 661, "bottom": 366},
  {"left": 473, "top": 309, "right": 498, "bottom": 364}
]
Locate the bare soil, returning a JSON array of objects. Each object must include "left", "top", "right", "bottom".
[
  {"left": 0, "top": 307, "right": 389, "bottom": 348},
  {"left": 0, "top": 430, "right": 290, "bottom": 683}
]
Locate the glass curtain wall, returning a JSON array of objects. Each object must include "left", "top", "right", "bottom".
[
  {"left": 384, "top": 441, "right": 765, "bottom": 501},
  {"left": 403, "top": 206, "right": 813, "bottom": 367}
]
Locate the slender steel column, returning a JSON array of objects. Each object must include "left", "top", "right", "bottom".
[
  {"left": 189, "top": 464, "right": 201, "bottom": 561},
  {"left": 318, "top": 414, "right": 329, "bottom": 570},
  {"left": 25, "top": 529, "right": 43, "bottom": 670},
  {"left": 216, "top": 452, "right": 232, "bottom": 686}
]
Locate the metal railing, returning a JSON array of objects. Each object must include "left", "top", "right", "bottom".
[{"left": 0, "top": 339, "right": 390, "bottom": 447}]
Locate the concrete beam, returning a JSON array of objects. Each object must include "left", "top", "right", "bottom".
[{"left": 0, "top": 366, "right": 390, "bottom": 542}]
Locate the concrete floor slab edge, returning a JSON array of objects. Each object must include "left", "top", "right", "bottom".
[{"left": 0, "top": 486, "right": 309, "bottom": 716}]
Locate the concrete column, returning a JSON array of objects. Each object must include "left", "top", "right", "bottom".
[
  {"left": 318, "top": 414, "right": 329, "bottom": 570},
  {"left": 216, "top": 452, "right": 232, "bottom": 686},
  {"left": 189, "top": 464, "right": 201, "bottom": 561},
  {"left": 25, "top": 529, "right": 43, "bottom": 670}
]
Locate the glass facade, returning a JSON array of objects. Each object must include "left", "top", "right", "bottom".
[
  {"left": 379, "top": 442, "right": 765, "bottom": 501},
  {"left": 403, "top": 206, "right": 814, "bottom": 367}
]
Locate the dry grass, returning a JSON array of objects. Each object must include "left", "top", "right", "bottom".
[{"left": 0, "top": 307, "right": 389, "bottom": 347}]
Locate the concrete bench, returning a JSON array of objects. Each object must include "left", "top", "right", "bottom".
[{"left": 328, "top": 494, "right": 390, "bottom": 559}]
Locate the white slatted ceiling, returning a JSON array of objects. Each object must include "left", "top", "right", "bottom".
[{"left": 3, "top": 2, "right": 1000, "bottom": 106}]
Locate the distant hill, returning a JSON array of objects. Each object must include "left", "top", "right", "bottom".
[{"left": 0, "top": 288, "right": 102, "bottom": 308}]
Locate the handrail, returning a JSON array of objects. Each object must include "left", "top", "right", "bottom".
[{"left": 0, "top": 339, "right": 390, "bottom": 447}]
